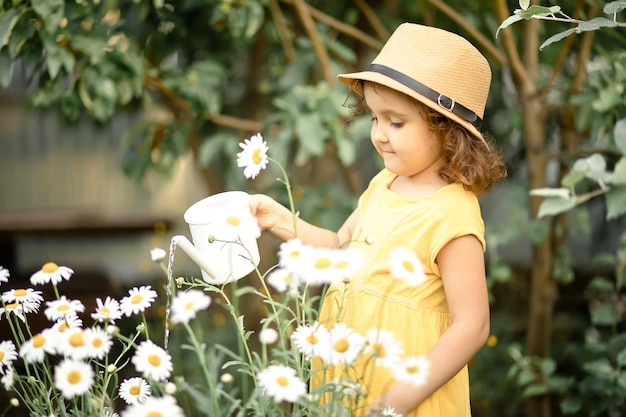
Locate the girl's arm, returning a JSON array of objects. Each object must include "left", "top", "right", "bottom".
[
  {"left": 367, "top": 234, "right": 490, "bottom": 415},
  {"left": 249, "top": 194, "right": 358, "bottom": 248}
]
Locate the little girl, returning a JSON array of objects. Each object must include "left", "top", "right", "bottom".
[{"left": 249, "top": 23, "right": 507, "bottom": 416}]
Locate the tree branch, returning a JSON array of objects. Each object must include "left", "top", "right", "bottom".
[
  {"left": 493, "top": 0, "right": 532, "bottom": 91},
  {"left": 268, "top": 0, "right": 297, "bottom": 63},
  {"left": 290, "top": 0, "right": 335, "bottom": 86},
  {"left": 425, "top": 0, "right": 505, "bottom": 65},
  {"left": 354, "top": 0, "right": 389, "bottom": 40}
]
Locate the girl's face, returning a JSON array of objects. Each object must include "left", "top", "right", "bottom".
[{"left": 364, "top": 83, "right": 444, "bottom": 182}]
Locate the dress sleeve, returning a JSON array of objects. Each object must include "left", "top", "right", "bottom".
[{"left": 425, "top": 189, "right": 486, "bottom": 276}]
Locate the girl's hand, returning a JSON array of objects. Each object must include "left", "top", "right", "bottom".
[{"left": 248, "top": 194, "right": 290, "bottom": 232}]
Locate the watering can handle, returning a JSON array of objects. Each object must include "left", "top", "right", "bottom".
[{"left": 171, "top": 235, "right": 219, "bottom": 281}]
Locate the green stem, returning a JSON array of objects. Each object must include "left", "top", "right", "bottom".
[{"left": 183, "top": 321, "right": 220, "bottom": 416}]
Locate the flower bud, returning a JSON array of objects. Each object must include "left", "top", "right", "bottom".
[
  {"left": 107, "top": 364, "right": 117, "bottom": 373},
  {"left": 220, "top": 373, "right": 234, "bottom": 384},
  {"left": 259, "top": 328, "right": 279, "bottom": 345},
  {"left": 164, "top": 382, "right": 177, "bottom": 394},
  {"left": 10, "top": 398, "right": 19, "bottom": 407}
]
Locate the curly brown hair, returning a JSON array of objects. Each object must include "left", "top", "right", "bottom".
[{"left": 346, "top": 80, "right": 507, "bottom": 194}]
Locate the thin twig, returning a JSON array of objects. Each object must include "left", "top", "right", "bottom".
[
  {"left": 268, "top": 0, "right": 297, "bottom": 63},
  {"left": 425, "top": 0, "right": 506, "bottom": 65},
  {"left": 354, "top": 0, "right": 389, "bottom": 40}
]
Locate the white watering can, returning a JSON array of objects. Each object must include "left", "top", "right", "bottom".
[{"left": 172, "top": 191, "right": 261, "bottom": 284}]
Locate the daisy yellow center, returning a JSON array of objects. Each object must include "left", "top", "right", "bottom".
[
  {"left": 402, "top": 260, "right": 414, "bottom": 273},
  {"left": 42, "top": 262, "right": 59, "bottom": 273},
  {"left": 14, "top": 289, "right": 27, "bottom": 297},
  {"left": 0, "top": 352, "right": 4, "bottom": 361},
  {"left": 226, "top": 216, "right": 241, "bottom": 226},
  {"left": 148, "top": 354, "right": 161, "bottom": 367},
  {"left": 33, "top": 334, "right": 46, "bottom": 348},
  {"left": 146, "top": 412, "right": 164, "bottom": 417},
  {"left": 131, "top": 294, "right": 144, "bottom": 304},
  {"left": 6, "top": 302, "right": 19, "bottom": 310},
  {"left": 69, "top": 332, "right": 84, "bottom": 347},
  {"left": 314, "top": 258, "right": 332, "bottom": 270},
  {"left": 129, "top": 385, "right": 141, "bottom": 395},
  {"left": 100, "top": 307, "right": 110, "bottom": 314},
  {"left": 306, "top": 334, "right": 319, "bottom": 345},
  {"left": 276, "top": 376, "right": 289, "bottom": 387},
  {"left": 333, "top": 338, "right": 349, "bottom": 353},
  {"left": 252, "top": 148, "right": 263, "bottom": 165},
  {"left": 185, "top": 302, "right": 195, "bottom": 311},
  {"left": 335, "top": 261, "right": 348, "bottom": 270},
  {"left": 67, "top": 370, "right": 82, "bottom": 385},
  {"left": 57, "top": 305, "right": 70, "bottom": 312},
  {"left": 372, "top": 342, "right": 386, "bottom": 358},
  {"left": 289, "top": 250, "right": 300, "bottom": 258},
  {"left": 92, "top": 338, "right": 103, "bottom": 348},
  {"left": 58, "top": 322, "right": 69, "bottom": 332},
  {"left": 406, "top": 365, "right": 419, "bottom": 375}
]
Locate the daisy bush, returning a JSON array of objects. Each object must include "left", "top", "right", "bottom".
[{"left": 0, "top": 133, "right": 431, "bottom": 417}]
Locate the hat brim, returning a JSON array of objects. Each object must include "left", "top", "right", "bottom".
[{"left": 338, "top": 70, "right": 487, "bottom": 146}]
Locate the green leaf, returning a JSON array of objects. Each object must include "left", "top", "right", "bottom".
[
  {"left": 41, "top": 34, "right": 75, "bottom": 79},
  {"left": 540, "top": 28, "right": 576, "bottom": 50},
  {"left": 604, "top": 1, "right": 626, "bottom": 14},
  {"left": 31, "top": 0, "right": 64, "bottom": 34},
  {"left": 523, "top": 383, "right": 548, "bottom": 397},
  {"left": 614, "top": 118, "right": 626, "bottom": 154},
  {"left": 530, "top": 187, "right": 571, "bottom": 198},
  {"left": 605, "top": 185, "right": 626, "bottom": 220},
  {"left": 590, "top": 302, "right": 620, "bottom": 326},
  {"left": 517, "top": 5, "right": 562, "bottom": 19},
  {"left": 617, "top": 347, "right": 626, "bottom": 367},
  {"left": 496, "top": 14, "right": 524, "bottom": 36},
  {"left": 613, "top": 157, "right": 626, "bottom": 184},
  {"left": 0, "top": 46, "right": 13, "bottom": 88},
  {"left": 0, "top": 7, "right": 22, "bottom": 50},
  {"left": 560, "top": 397, "right": 582, "bottom": 414},
  {"left": 618, "top": 372, "right": 626, "bottom": 389},
  {"left": 576, "top": 17, "right": 618, "bottom": 32},
  {"left": 536, "top": 196, "right": 577, "bottom": 218}
]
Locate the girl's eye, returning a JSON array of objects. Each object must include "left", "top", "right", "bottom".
[
  {"left": 390, "top": 121, "right": 403, "bottom": 128},
  {"left": 370, "top": 116, "right": 378, "bottom": 123}
]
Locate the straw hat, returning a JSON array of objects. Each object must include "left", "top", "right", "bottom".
[{"left": 338, "top": 23, "right": 491, "bottom": 144}]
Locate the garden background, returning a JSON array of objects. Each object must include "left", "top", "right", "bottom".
[{"left": 1, "top": 1, "right": 625, "bottom": 416}]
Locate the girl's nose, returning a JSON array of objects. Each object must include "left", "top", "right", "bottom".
[{"left": 371, "top": 124, "right": 388, "bottom": 143}]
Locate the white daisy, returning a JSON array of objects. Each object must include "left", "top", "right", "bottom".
[
  {"left": 331, "top": 247, "right": 366, "bottom": 283},
  {"left": 84, "top": 326, "right": 113, "bottom": 359},
  {"left": 150, "top": 247, "right": 167, "bottom": 262},
  {"left": 0, "top": 301, "right": 39, "bottom": 322},
  {"left": 236, "top": 132, "right": 269, "bottom": 179},
  {"left": 30, "top": 262, "right": 74, "bottom": 286},
  {"left": 53, "top": 359, "right": 94, "bottom": 398},
  {"left": 389, "top": 247, "right": 426, "bottom": 287},
  {"left": 0, "top": 267, "right": 9, "bottom": 284},
  {"left": 44, "top": 296, "right": 85, "bottom": 321},
  {"left": 120, "top": 395, "right": 184, "bottom": 417},
  {"left": 1, "top": 366, "right": 14, "bottom": 390},
  {"left": 393, "top": 355, "right": 431, "bottom": 387},
  {"left": 19, "top": 329, "right": 56, "bottom": 363},
  {"left": 278, "top": 238, "right": 313, "bottom": 272},
  {"left": 52, "top": 315, "right": 83, "bottom": 334},
  {"left": 0, "top": 340, "right": 17, "bottom": 371},
  {"left": 119, "top": 377, "right": 151, "bottom": 405},
  {"left": 2, "top": 288, "right": 44, "bottom": 305},
  {"left": 102, "top": 407, "right": 120, "bottom": 417},
  {"left": 363, "top": 328, "right": 404, "bottom": 368},
  {"left": 381, "top": 406, "right": 403, "bottom": 417},
  {"left": 131, "top": 340, "right": 172, "bottom": 382},
  {"left": 170, "top": 289, "right": 211, "bottom": 324},
  {"left": 259, "top": 327, "right": 279, "bottom": 345},
  {"left": 120, "top": 286, "right": 158, "bottom": 317},
  {"left": 291, "top": 322, "right": 331, "bottom": 360},
  {"left": 256, "top": 364, "right": 306, "bottom": 403},
  {"left": 265, "top": 268, "right": 299, "bottom": 293},
  {"left": 328, "top": 323, "right": 366, "bottom": 366},
  {"left": 57, "top": 328, "right": 90, "bottom": 360},
  {"left": 91, "top": 296, "right": 122, "bottom": 323}
]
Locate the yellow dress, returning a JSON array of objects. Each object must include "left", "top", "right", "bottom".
[{"left": 314, "top": 169, "right": 486, "bottom": 417}]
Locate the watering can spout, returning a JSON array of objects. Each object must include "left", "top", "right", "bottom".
[{"left": 171, "top": 235, "right": 220, "bottom": 282}]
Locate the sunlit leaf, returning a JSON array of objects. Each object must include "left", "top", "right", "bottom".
[
  {"left": 0, "top": 47, "right": 13, "bottom": 88},
  {"left": 605, "top": 185, "right": 626, "bottom": 220},
  {"left": 519, "top": 0, "right": 530, "bottom": 10},
  {"left": 31, "top": 0, "right": 64, "bottom": 34},
  {"left": 614, "top": 118, "right": 626, "bottom": 154},
  {"left": 613, "top": 157, "right": 626, "bottom": 184},
  {"left": 604, "top": 1, "right": 626, "bottom": 14},
  {"left": 540, "top": 28, "right": 576, "bottom": 50},
  {"left": 536, "top": 196, "right": 577, "bottom": 218},
  {"left": 576, "top": 17, "right": 618, "bottom": 32},
  {"left": 530, "top": 187, "right": 571, "bottom": 199}
]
